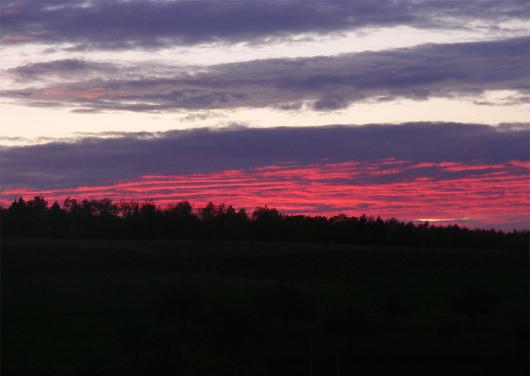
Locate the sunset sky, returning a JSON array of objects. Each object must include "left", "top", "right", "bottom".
[{"left": 1, "top": 0, "right": 529, "bottom": 230}]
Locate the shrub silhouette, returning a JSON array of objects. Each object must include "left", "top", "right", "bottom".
[
  {"left": 450, "top": 287, "right": 498, "bottom": 328},
  {"left": 438, "top": 319, "right": 464, "bottom": 349},
  {"left": 256, "top": 284, "right": 314, "bottom": 334},
  {"left": 370, "top": 296, "right": 413, "bottom": 322},
  {"left": 208, "top": 307, "right": 256, "bottom": 352},
  {"left": 512, "top": 321, "right": 530, "bottom": 374},
  {"left": 116, "top": 323, "right": 152, "bottom": 366},
  {"left": 324, "top": 304, "right": 376, "bottom": 348},
  {"left": 154, "top": 283, "right": 205, "bottom": 328}
]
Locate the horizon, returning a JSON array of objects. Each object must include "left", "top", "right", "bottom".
[{"left": 2, "top": 194, "right": 529, "bottom": 234}]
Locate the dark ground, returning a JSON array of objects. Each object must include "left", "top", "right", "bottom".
[{"left": 1, "top": 237, "right": 528, "bottom": 375}]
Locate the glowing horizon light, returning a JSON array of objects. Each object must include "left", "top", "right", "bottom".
[{"left": 415, "top": 218, "right": 478, "bottom": 223}]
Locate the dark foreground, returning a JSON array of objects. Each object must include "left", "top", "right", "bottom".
[{"left": 2, "top": 237, "right": 528, "bottom": 375}]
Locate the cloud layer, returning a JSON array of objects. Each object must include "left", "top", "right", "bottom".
[
  {"left": 2, "top": 122, "right": 528, "bottom": 190},
  {"left": 2, "top": 0, "right": 527, "bottom": 49},
  {"left": 3, "top": 37, "right": 529, "bottom": 112}
]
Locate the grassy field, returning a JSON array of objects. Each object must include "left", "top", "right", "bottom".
[{"left": 2, "top": 237, "right": 528, "bottom": 375}]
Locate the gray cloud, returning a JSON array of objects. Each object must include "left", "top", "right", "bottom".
[
  {"left": 2, "top": 122, "right": 528, "bottom": 190},
  {"left": 3, "top": 37, "right": 529, "bottom": 112},
  {"left": 5, "top": 58, "right": 195, "bottom": 84},
  {"left": 181, "top": 112, "right": 226, "bottom": 122},
  {"left": 473, "top": 94, "right": 530, "bottom": 106},
  {"left": 7, "top": 59, "right": 118, "bottom": 82},
  {"left": 1, "top": 0, "right": 527, "bottom": 49}
]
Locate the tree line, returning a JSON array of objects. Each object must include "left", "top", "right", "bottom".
[{"left": 1, "top": 196, "right": 527, "bottom": 250}]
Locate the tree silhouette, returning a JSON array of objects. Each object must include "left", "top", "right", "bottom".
[{"left": 1, "top": 196, "right": 527, "bottom": 250}]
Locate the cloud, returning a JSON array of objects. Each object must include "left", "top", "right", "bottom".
[
  {"left": 473, "top": 93, "right": 530, "bottom": 106},
  {"left": 3, "top": 37, "right": 529, "bottom": 112},
  {"left": 6, "top": 59, "right": 118, "bottom": 82},
  {"left": 1, "top": 122, "right": 528, "bottom": 190},
  {"left": 5, "top": 58, "right": 196, "bottom": 83},
  {"left": 1, "top": 0, "right": 527, "bottom": 49},
  {"left": 180, "top": 112, "right": 226, "bottom": 122}
]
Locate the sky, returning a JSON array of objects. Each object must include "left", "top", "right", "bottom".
[{"left": 1, "top": 0, "right": 529, "bottom": 230}]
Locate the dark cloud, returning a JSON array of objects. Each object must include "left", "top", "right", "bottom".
[
  {"left": 272, "top": 102, "right": 304, "bottom": 111},
  {"left": 5, "top": 58, "right": 194, "bottom": 83},
  {"left": 3, "top": 37, "right": 528, "bottom": 112},
  {"left": 2, "top": 122, "right": 528, "bottom": 190},
  {"left": 312, "top": 97, "right": 349, "bottom": 111},
  {"left": 181, "top": 112, "right": 226, "bottom": 122},
  {"left": 70, "top": 108, "right": 105, "bottom": 114},
  {"left": 1, "top": 0, "right": 527, "bottom": 49},
  {"left": 473, "top": 94, "right": 530, "bottom": 106},
  {"left": 7, "top": 59, "right": 118, "bottom": 81}
]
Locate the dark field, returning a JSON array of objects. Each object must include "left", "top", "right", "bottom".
[{"left": 2, "top": 237, "right": 528, "bottom": 375}]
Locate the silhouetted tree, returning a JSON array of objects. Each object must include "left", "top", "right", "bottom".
[{"left": 1, "top": 196, "right": 527, "bottom": 250}]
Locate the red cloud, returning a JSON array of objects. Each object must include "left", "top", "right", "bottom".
[{"left": 2, "top": 160, "right": 529, "bottom": 230}]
